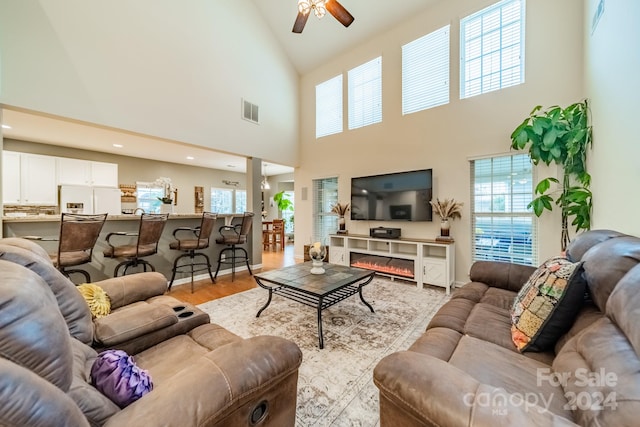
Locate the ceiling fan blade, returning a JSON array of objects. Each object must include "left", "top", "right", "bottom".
[
  {"left": 292, "top": 11, "right": 310, "bottom": 34},
  {"left": 326, "top": 0, "right": 355, "bottom": 28}
]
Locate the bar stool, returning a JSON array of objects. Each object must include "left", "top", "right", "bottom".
[
  {"left": 214, "top": 212, "right": 254, "bottom": 281},
  {"left": 168, "top": 212, "right": 217, "bottom": 292},
  {"left": 51, "top": 212, "right": 108, "bottom": 283},
  {"left": 103, "top": 213, "right": 169, "bottom": 277}
]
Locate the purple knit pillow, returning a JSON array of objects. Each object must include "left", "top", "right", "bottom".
[{"left": 90, "top": 350, "right": 153, "bottom": 408}]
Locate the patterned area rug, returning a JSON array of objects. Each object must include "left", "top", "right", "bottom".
[{"left": 198, "top": 277, "right": 450, "bottom": 427}]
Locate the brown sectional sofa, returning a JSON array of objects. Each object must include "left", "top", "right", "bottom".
[
  {"left": 374, "top": 229, "right": 640, "bottom": 426},
  {"left": 0, "top": 237, "right": 302, "bottom": 426}
]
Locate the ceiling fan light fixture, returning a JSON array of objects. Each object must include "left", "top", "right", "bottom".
[{"left": 298, "top": 0, "right": 327, "bottom": 19}]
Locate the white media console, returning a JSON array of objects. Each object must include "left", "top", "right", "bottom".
[{"left": 329, "top": 234, "right": 455, "bottom": 294}]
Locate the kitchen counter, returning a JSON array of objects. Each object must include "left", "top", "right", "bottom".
[
  {"left": 2, "top": 213, "right": 257, "bottom": 285},
  {"left": 1, "top": 213, "right": 241, "bottom": 223}
]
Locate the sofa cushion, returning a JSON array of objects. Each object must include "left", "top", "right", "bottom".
[
  {"left": 511, "top": 256, "right": 586, "bottom": 352},
  {"left": 0, "top": 260, "right": 74, "bottom": 391},
  {"left": 68, "top": 338, "right": 120, "bottom": 425},
  {"left": 553, "top": 317, "right": 640, "bottom": 426},
  {"left": 94, "top": 302, "right": 178, "bottom": 347},
  {"left": 448, "top": 335, "right": 573, "bottom": 420},
  {"left": 580, "top": 235, "right": 640, "bottom": 312},
  {"left": 0, "top": 244, "right": 94, "bottom": 344}
]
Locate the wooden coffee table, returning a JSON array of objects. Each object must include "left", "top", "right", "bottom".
[{"left": 253, "top": 262, "right": 376, "bottom": 349}]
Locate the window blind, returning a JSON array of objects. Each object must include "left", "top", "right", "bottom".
[
  {"left": 470, "top": 153, "right": 537, "bottom": 265},
  {"left": 348, "top": 56, "right": 382, "bottom": 130},
  {"left": 136, "top": 182, "right": 163, "bottom": 214},
  {"left": 312, "top": 177, "right": 338, "bottom": 243},
  {"left": 316, "top": 75, "right": 343, "bottom": 138},
  {"left": 460, "top": 0, "right": 525, "bottom": 99},
  {"left": 235, "top": 190, "right": 247, "bottom": 214},
  {"left": 210, "top": 188, "right": 233, "bottom": 214},
  {"left": 402, "top": 25, "right": 450, "bottom": 115}
]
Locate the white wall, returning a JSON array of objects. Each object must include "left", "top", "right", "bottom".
[
  {"left": 584, "top": 0, "right": 640, "bottom": 236},
  {"left": 0, "top": 0, "right": 300, "bottom": 167},
  {"left": 295, "top": 0, "right": 585, "bottom": 282}
]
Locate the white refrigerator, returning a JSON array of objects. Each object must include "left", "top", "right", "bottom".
[{"left": 59, "top": 185, "right": 122, "bottom": 215}]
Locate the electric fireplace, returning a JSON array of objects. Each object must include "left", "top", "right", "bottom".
[{"left": 350, "top": 253, "right": 414, "bottom": 279}]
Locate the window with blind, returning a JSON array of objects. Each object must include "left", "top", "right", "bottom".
[
  {"left": 235, "top": 190, "right": 247, "bottom": 214},
  {"left": 210, "top": 188, "right": 233, "bottom": 214},
  {"left": 316, "top": 75, "right": 343, "bottom": 138},
  {"left": 460, "top": 0, "right": 525, "bottom": 99},
  {"left": 312, "top": 177, "right": 338, "bottom": 244},
  {"left": 471, "top": 153, "right": 537, "bottom": 266},
  {"left": 348, "top": 56, "right": 382, "bottom": 130},
  {"left": 136, "top": 182, "right": 164, "bottom": 213},
  {"left": 402, "top": 25, "right": 450, "bottom": 115}
]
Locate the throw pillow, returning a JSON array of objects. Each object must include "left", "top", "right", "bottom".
[
  {"left": 77, "top": 283, "right": 111, "bottom": 319},
  {"left": 90, "top": 349, "right": 153, "bottom": 408},
  {"left": 510, "top": 255, "right": 586, "bottom": 352}
]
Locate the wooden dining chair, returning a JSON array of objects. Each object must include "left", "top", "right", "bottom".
[{"left": 264, "top": 218, "right": 285, "bottom": 251}]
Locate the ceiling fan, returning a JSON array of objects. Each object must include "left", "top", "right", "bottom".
[{"left": 292, "top": 0, "right": 355, "bottom": 34}]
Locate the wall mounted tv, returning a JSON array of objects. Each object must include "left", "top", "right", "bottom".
[{"left": 350, "top": 169, "right": 433, "bottom": 221}]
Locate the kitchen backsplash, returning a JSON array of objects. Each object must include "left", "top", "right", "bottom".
[{"left": 3, "top": 205, "right": 58, "bottom": 216}]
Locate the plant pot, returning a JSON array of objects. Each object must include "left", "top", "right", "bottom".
[
  {"left": 440, "top": 218, "right": 450, "bottom": 237},
  {"left": 161, "top": 204, "right": 175, "bottom": 214},
  {"left": 338, "top": 216, "right": 346, "bottom": 231}
]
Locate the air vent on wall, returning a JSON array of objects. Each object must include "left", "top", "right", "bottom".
[{"left": 242, "top": 98, "right": 259, "bottom": 124}]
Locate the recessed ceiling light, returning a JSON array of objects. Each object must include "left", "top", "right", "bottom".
[
  {"left": 186, "top": 156, "right": 195, "bottom": 160},
  {"left": 1, "top": 124, "right": 11, "bottom": 129},
  {"left": 113, "top": 143, "right": 123, "bottom": 148}
]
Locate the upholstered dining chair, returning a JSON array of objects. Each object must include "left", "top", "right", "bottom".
[
  {"left": 168, "top": 211, "right": 217, "bottom": 292},
  {"left": 51, "top": 212, "right": 108, "bottom": 283},
  {"left": 214, "top": 212, "right": 254, "bottom": 281},
  {"left": 103, "top": 213, "right": 169, "bottom": 277}
]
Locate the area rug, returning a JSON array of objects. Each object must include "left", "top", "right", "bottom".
[{"left": 197, "top": 277, "right": 450, "bottom": 427}]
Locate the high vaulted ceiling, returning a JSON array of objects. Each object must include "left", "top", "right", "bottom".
[{"left": 1, "top": 0, "right": 439, "bottom": 175}]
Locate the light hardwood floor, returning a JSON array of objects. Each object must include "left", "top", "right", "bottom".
[{"left": 167, "top": 243, "right": 298, "bottom": 305}]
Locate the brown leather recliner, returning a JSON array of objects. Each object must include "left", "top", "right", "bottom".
[
  {"left": 374, "top": 230, "right": 640, "bottom": 426},
  {"left": 0, "top": 239, "right": 302, "bottom": 426}
]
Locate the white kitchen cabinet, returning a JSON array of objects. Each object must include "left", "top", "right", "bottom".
[
  {"left": 3, "top": 151, "right": 57, "bottom": 205},
  {"left": 89, "top": 161, "right": 118, "bottom": 187},
  {"left": 56, "top": 157, "right": 91, "bottom": 185},
  {"left": 2, "top": 151, "right": 22, "bottom": 204},
  {"left": 57, "top": 157, "right": 118, "bottom": 187}
]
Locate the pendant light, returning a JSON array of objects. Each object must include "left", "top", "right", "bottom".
[{"left": 261, "top": 164, "right": 270, "bottom": 190}]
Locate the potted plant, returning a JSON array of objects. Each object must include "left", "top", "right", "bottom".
[
  {"left": 429, "top": 198, "right": 463, "bottom": 240},
  {"left": 510, "top": 100, "right": 592, "bottom": 250},
  {"left": 273, "top": 191, "right": 294, "bottom": 239},
  {"left": 330, "top": 202, "right": 350, "bottom": 233}
]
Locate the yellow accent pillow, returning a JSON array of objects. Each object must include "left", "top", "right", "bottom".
[{"left": 77, "top": 283, "right": 111, "bottom": 319}]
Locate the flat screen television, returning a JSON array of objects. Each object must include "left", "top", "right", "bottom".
[{"left": 350, "top": 169, "right": 433, "bottom": 221}]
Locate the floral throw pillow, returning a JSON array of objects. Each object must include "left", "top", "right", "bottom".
[
  {"left": 77, "top": 283, "right": 111, "bottom": 319},
  {"left": 511, "top": 256, "right": 586, "bottom": 352}
]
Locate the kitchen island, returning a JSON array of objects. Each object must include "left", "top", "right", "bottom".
[{"left": 2, "top": 213, "right": 257, "bottom": 284}]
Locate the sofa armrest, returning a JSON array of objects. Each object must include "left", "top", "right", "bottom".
[
  {"left": 468, "top": 261, "right": 536, "bottom": 292},
  {"left": 94, "top": 303, "right": 178, "bottom": 347},
  {"left": 374, "top": 351, "right": 577, "bottom": 427},
  {"left": 93, "top": 272, "right": 168, "bottom": 310},
  {"left": 103, "top": 336, "right": 302, "bottom": 427}
]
